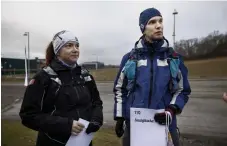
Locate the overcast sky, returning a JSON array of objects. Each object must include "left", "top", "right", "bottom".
[{"left": 1, "top": 1, "right": 227, "bottom": 65}]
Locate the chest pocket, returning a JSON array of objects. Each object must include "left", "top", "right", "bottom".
[
  {"left": 55, "top": 76, "right": 92, "bottom": 111},
  {"left": 136, "top": 59, "right": 150, "bottom": 83},
  {"left": 156, "top": 59, "right": 171, "bottom": 87}
]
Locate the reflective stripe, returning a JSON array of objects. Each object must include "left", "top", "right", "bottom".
[
  {"left": 40, "top": 90, "right": 45, "bottom": 111},
  {"left": 44, "top": 133, "right": 65, "bottom": 145},
  {"left": 84, "top": 76, "right": 92, "bottom": 82},
  {"left": 50, "top": 105, "right": 56, "bottom": 116},
  {"left": 50, "top": 77, "right": 62, "bottom": 85},
  {"left": 137, "top": 59, "right": 147, "bottom": 67},
  {"left": 157, "top": 59, "right": 168, "bottom": 66},
  {"left": 171, "top": 70, "right": 184, "bottom": 104},
  {"left": 46, "top": 105, "right": 65, "bottom": 144},
  {"left": 43, "top": 66, "right": 57, "bottom": 76},
  {"left": 115, "top": 67, "right": 125, "bottom": 117},
  {"left": 55, "top": 86, "right": 60, "bottom": 96}
]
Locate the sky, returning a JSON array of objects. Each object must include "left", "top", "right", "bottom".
[{"left": 1, "top": 1, "right": 227, "bottom": 65}]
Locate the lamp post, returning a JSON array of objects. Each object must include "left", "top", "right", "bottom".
[
  {"left": 173, "top": 9, "right": 178, "bottom": 49},
  {"left": 23, "top": 32, "right": 30, "bottom": 79}
]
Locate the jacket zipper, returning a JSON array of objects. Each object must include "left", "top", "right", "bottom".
[
  {"left": 74, "top": 87, "right": 81, "bottom": 118},
  {"left": 148, "top": 62, "right": 153, "bottom": 108},
  {"left": 71, "top": 69, "right": 81, "bottom": 118},
  {"left": 148, "top": 53, "right": 155, "bottom": 108}
]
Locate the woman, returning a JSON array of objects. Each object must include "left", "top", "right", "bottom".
[{"left": 19, "top": 30, "right": 103, "bottom": 146}]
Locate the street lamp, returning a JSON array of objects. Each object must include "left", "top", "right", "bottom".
[
  {"left": 23, "top": 32, "right": 30, "bottom": 79},
  {"left": 173, "top": 9, "right": 178, "bottom": 49}
]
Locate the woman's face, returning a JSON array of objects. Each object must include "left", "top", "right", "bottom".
[{"left": 58, "top": 42, "right": 80, "bottom": 65}]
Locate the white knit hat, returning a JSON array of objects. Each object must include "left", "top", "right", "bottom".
[{"left": 52, "top": 30, "right": 79, "bottom": 54}]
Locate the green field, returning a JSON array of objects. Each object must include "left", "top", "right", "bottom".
[
  {"left": 89, "top": 57, "right": 227, "bottom": 80},
  {"left": 1, "top": 120, "right": 120, "bottom": 146},
  {"left": 2, "top": 57, "right": 227, "bottom": 82},
  {"left": 2, "top": 120, "right": 227, "bottom": 146},
  {"left": 184, "top": 57, "right": 227, "bottom": 77}
]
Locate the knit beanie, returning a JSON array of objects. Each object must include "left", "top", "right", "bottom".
[{"left": 139, "top": 8, "right": 162, "bottom": 33}]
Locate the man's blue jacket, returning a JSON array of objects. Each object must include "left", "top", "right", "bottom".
[{"left": 113, "top": 38, "right": 191, "bottom": 131}]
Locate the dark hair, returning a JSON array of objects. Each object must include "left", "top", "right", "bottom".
[{"left": 45, "top": 42, "right": 55, "bottom": 66}]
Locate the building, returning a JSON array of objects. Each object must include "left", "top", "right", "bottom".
[
  {"left": 1, "top": 57, "right": 105, "bottom": 75},
  {"left": 80, "top": 61, "right": 105, "bottom": 70},
  {"left": 1, "top": 57, "right": 45, "bottom": 75}
]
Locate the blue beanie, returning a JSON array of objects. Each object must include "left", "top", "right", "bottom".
[{"left": 139, "top": 8, "right": 162, "bottom": 33}]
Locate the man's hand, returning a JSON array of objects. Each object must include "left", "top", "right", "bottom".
[
  {"left": 115, "top": 118, "right": 125, "bottom": 137},
  {"left": 154, "top": 105, "right": 178, "bottom": 125}
]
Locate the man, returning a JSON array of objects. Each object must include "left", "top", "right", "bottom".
[{"left": 113, "top": 8, "right": 191, "bottom": 146}]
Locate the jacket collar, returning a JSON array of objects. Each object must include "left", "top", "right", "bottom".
[
  {"left": 135, "top": 37, "right": 169, "bottom": 53},
  {"left": 50, "top": 58, "right": 81, "bottom": 73}
]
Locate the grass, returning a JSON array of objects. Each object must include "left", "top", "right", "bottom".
[
  {"left": 2, "top": 120, "right": 37, "bottom": 146},
  {"left": 2, "top": 57, "right": 227, "bottom": 83},
  {"left": 89, "top": 68, "right": 119, "bottom": 81},
  {"left": 2, "top": 120, "right": 227, "bottom": 146},
  {"left": 1, "top": 120, "right": 121, "bottom": 146},
  {"left": 93, "top": 127, "right": 121, "bottom": 146},
  {"left": 184, "top": 57, "right": 227, "bottom": 77},
  {"left": 89, "top": 57, "right": 227, "bottom": 80}
]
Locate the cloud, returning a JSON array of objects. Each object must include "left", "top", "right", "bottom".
[{"left": 1, "top": 1, "right": 227, "bottom": 65}]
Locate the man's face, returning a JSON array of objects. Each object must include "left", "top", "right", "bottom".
[{"left": 144, "top": 16, "right": 163, "bottom": 41}]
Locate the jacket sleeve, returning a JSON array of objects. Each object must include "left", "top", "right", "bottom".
[
  {"left": 19, "top": 72, "right": 73, "bottom": 137},
  {"left": 113, "top": 53, "right": 130, "bottom": 120},
  {"left": 86, "top": 74, "right": 103, "bottom": 126},
  {"left": 170, "top": 57, "right": 191, "bottom": 113}
]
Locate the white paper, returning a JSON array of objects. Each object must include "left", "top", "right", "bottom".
[
  {"left": 130, "top": 108, "right": 167, "bottom": 146},
  {"left": 66, "top": 118, "right": 94, "bottom": 146}
]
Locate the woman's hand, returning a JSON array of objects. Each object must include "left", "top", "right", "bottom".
[{"left": 71, "top": 120, "right": 85, "bottom": 135}]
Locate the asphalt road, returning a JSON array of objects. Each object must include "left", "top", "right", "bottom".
[{"left": 2, "top": 79, "right": 227, "bottom": 145}]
